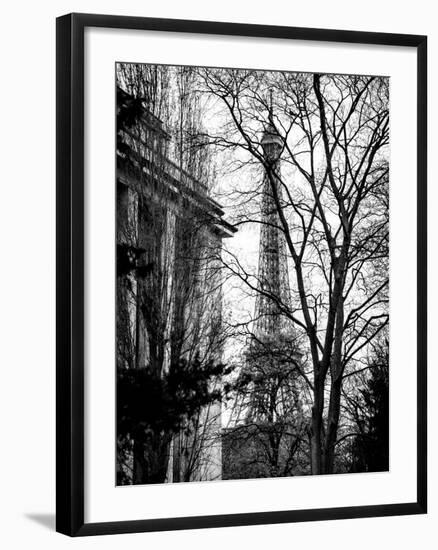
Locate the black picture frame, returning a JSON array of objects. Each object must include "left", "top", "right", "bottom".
[{"left": 56, "top": 12, "right": 427, "bottom": 537}]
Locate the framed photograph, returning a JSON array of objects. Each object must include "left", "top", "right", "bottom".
[{"left": 56, "top": 13, "right": 427, "bottom": 536}]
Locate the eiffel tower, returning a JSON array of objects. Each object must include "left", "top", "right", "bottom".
[
  {"left": 253, "top": 115, "right": 293, "bottom": 339},
  {"left": 244, "top": 108, "right": 299, "bottom": 423}
]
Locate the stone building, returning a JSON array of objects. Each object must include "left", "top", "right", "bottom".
[{"left": 116, "top": 87, "right": 235, "bottom": 484}]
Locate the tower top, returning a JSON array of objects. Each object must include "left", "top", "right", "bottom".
[
  {"left": 260, "top": 95, "right": 283, "bottom": 153},
  {"left": 260, "top": 122, "right": 283, "bottom": 150}
]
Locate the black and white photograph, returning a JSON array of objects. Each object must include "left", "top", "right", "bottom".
[
  {"left": 116, "top": 63, "right": 390, "bottom": 485},
  {"left": 0, "top": 1, "right": 431, "bottom": 546}
]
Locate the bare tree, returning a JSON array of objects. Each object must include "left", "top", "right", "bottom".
[
  {"left": 198, "top": 68, "right": 389, "bottom": 474},
  {"left": 223, "top": 332, "right": 309, "bottom": 478}
]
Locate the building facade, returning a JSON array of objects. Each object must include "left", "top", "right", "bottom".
[{"left": 116, "top": 87, "right": 235, "bottom": 484}]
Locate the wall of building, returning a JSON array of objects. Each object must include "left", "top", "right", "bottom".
[{"left": 117, "top": 94, "right": 227, "bottom": 483}]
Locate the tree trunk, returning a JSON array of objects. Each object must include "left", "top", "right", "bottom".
[
  {"left": 133, "top": 434, "right": 171, "bottom": 484},
  {"left": 323, "top": 275, "right": 345, "bottom": 474},
  {"left": 133, "top": 439, "right": 148, "bottom": 484},
  {"left": 172, "top": 431, "right": 182, "bottom": 483},
  {"left": 310, "top": 374, "right": 324, "bottom": 475},
  {"left": 323, "top": 377, "right": 342, "bottom": 474}
]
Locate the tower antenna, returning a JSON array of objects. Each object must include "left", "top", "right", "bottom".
[{"left": 269, "top": 90, "right": 273, "bottom": 121}]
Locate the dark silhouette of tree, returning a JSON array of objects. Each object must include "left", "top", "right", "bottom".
[
  {"left": 349, "top": 340, "right": 389, "bottom": 472},
  {"left": 117, "top": 355, "right": 226, "bottom": 484}
]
